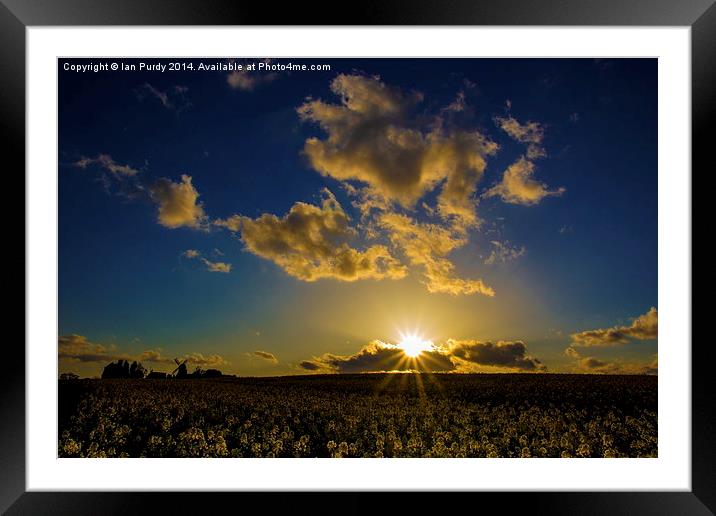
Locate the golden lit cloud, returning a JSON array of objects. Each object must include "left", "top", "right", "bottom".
[
  {"left": 486, "top": 112, "right": 564, "bottom": 206},
  {"left": 201, "top": 258, "right": 231, "bottom": 273},
  {"left": 378, "top": 212, "right": 494, "bottom": 296},
  {"left": 298, "top": 360, "right": 322, "bottom": 371},
  {"left": 300, "top": 340, "right": 455, "bottom": 374},
  {"left": 445, "top": 339, "right": 546, "bottom": 372},
  {"left": 183, "top": 249, "right": 231, "bottom": 273},
  {"left": 59, "top": 334, "right": 115, "bottom": 363},
  {"left": 564, "top": 346, "right": 581, "bottom": 359},
  {"left": 227, "top": 71, "right": 260, "bottom": 90},
  {"left": 299, "top": 338, "right": 545, "bottom": 373},
  {"left": 149, "top": 175, "right": 207, "bottom": 229},
  {"left": 237, "top": 189, "right": 407, "bottom": 282},
  {"left": 430, "top": 131, "right": 498, "bottom": 226},
  {"left": 207, "top": 75, "right": 566, "bottom": 296},
  {"left": 180, "top": 352, "right": 228, "bottom": 367},
  {"left": 74, "top": 154, "right": 139, "bottom": 177},
  {"left": 443, "top": 89, "right": 467, "bottom": 114},
  {"left": 135, "top": 83, "right": 191, "bottom": 112},
  {"left": 484, "top": 240, "right": 526, "bottom": 265},
  {"left": 213, "top": 214, "right": 242, "bottom": 232},
  {"left": 484, "top": 157, "right": 565, "bottom": 206},
  {"left": 251, "top": 350, "right": 278, "bottom": 363},
  {"left": 564, "top": 309, "right": 658, "bottom": 374},
  {"left": 298, "top": 73, "right": 497, "bottom": 227},
  {"left": 571, "top": 307, "right": 658, "bottom": 347},
  {"left": 136, "top": 349, "right": 169, "bottom": 363},
  {"left": 137, "top": 350, "right": 227, "bottom": 367},
  {"left": 493, "top": 114, "right": 546, "bottom": 159},
  {"left": 568, "top": 352, "right": 657, "bottom": 375},
  {"left": 227, "top": 70, "right": 278, "bottom": 91},
  {"left": 226, "top": 59, "right": 279, "bottom": 91},
  {"left": 59, "top": 335, "right": 227, "bottom": 367}
]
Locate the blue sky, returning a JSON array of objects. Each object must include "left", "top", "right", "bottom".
[{"left": 58, "top": 58, "right": 657, "bottom": 377}]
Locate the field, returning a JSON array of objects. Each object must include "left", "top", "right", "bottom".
[{"left": 58, "top": 373, "right": 657, "bottom": 458}]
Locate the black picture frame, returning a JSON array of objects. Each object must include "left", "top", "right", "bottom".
[{"left": 3, "top": 1, "right": 709, "bottom": 513}]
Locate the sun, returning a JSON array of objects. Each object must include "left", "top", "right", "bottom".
[{"left": 398, "top": 333, "right": 433, "bottom": 358}]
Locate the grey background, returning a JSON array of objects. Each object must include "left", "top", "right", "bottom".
[{"left": 2, "top": 0, "right": 711, "bottom": 513}]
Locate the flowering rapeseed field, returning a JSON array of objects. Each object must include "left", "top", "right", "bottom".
[{"left": 58, "top": 373, "right": 657, "bottom": 458}]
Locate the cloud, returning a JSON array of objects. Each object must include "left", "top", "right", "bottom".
[
  {"left": 484, "top": 240, "right": 525, "bottom": 265},
  {"left": 484, "top": 156, "right": 565, "bottom": 206},
  {"left": 378, "top": 212, "right": 494, "bottom": 296},
  {"left": 149, "top": 175, "right": 207, "bottom": 229},
  {"left": 227, "top": 72, "right": 259, "bottom": 90},
  {"left": 215, "top": 186, "right": 496, "bottom": 294},
  {"left": 494, "top": 115, "right": 546, "bottom": 160},
  {"left": 298, "top": 360, "right": 322, "bottom": 371},
  {"left": 641, "top": 355, "right": 659, "bottom": 376},
  {"left": 444, "top": 90, "right": 466, "bottom": 113},
  {"left": 136, "top": 83, "right": 191, "bottom": 112},
  {"left": 74, "top": 154, "right": 138, "bottom": 177},
  {"left": 200, "top": 258, "right": 232, "bottom": 273},
  {"left": 251, "top": 350, "right": 278, "bottom": 363},
  {"left": 73, "top": 155, "right": 212, "bottom": 229},
  {"left": 578, "top": 356, "right": 609, "bottom": 369},
  {"left": 183, "top": 249, "right": 231, "bottom": 273},
  {"left": 213, "top": 215, "right": 242, "bottom": 232},
  {"left": 73, "top": 153, "right": 146, "bottom": 199},
  {"left": 208, "top": 75, "right": 564, "bottom": 296},
  {"left": 446, "top": 339, "right": 546, "bottom": 371},
  {"left": 136, "top": 349, "right": 173, "bottom": 363},
  {"left": 58, "top": 335, "right": 227, "bottom": 367},
  {"left": 306, "top": 340, "right": 456, "bottom": 374},
  {"left": 571, "top": 307, "right": 658, "bottom": 347},
  {"left": 297, "top": 73, "right": 498, "bottom": 227},
  {"left": 301, "top": 338, "right": 545, "bottom": 374},
  {"left": 565, "top": 310, "right": 658, "bottom": 375},
  {"left": 73, "top": 76, "right": 571, "bottom": 302},
  {"left": 564, "top": 346, "right": 581, "bottom": 359},
  {"left": 135, "top": 349, "right": 227, "bottom": 367},
  {"left": 487, "top": 113, "right": 564, "bottom": 206},
  {"left": 181, "top": 352, "right": 228, "bottom": 367},
  {"left": 59, "top": 334, "right": 115, "bottom": 362},
  {"left": 431, "top": 132, "right": 499, "bottom": 226},
  {"left": 227, "top": 60, "right": 279, "bottom": 91},
  {"left": 571, "top": 354, "right": 658, "bottom": 375},
  {"left": 236, "top": 189, "right": 407, "bottom": 282}
]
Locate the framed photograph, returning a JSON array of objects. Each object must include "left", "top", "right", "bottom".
[{"left": 5, "top": 0, "right": 710, "bottom": 512}]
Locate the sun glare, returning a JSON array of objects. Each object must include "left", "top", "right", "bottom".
[{"left": 399, "top": 334, "right": 433, "bottom": 358}]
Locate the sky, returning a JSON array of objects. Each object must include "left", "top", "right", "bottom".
[{"left": 58, "top": 58, "right": 657, "bottom": 378}]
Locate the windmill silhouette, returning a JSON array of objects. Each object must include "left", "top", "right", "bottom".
[{"left": 170, "top": 358, "right": 188, "bottom": 378}]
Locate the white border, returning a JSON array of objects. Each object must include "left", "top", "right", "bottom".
[{"left": 27, "top": 27, "right": 690, "bottom": 491}]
